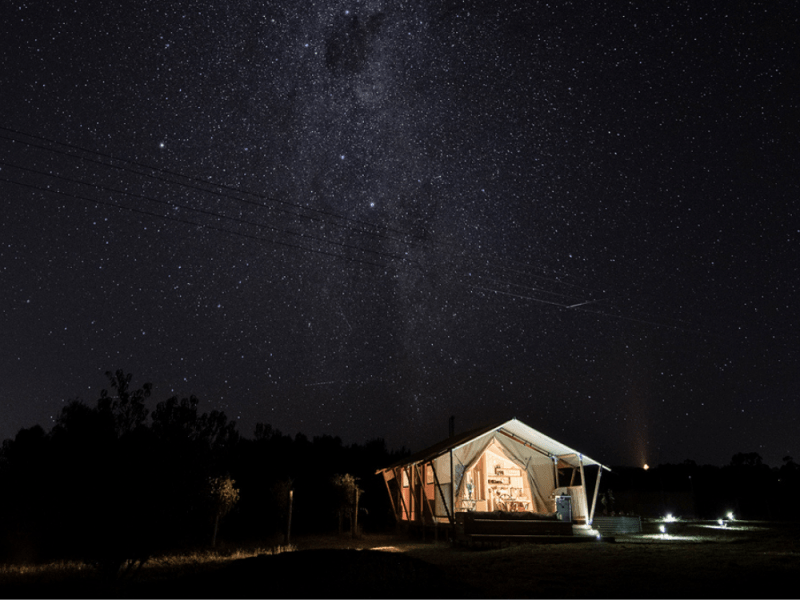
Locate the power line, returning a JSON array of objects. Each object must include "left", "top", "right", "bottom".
[
  {"left": 0, "top": 165, "right": 753, "bottom": 344},
  {"left": 0, "top": 125, "right": 599, "bottom": 296},
  {"left": 0, "top": 125, "right": 744, "bottom": 341},
  {"left": 0, "top": 158, "right": 418, "bottom": 268},
  {"left": 0, "top": 126, "right": 427, "bottom": 250},
  {"left": 0, "top": 174, "right": 392, "bottom": 270}
]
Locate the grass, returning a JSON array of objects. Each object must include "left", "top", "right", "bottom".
[
  {"left": 0, "top": 540, "right": 294, "bottom": 595},
  {"left": 0, "top": 560, "right": 94, "bottom": 587},
  {"left": 136, "top": 542, "right": 295, "bottom": 580},
  {"left": 400, "top": 520, "right": 800, "bottom": 598},
  {"left": 1, "top": 523, "right": 798, "bottom": 597}
]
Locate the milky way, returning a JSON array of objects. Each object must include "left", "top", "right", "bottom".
[{"left": 1, "top": 1, "right": 797, "bottom": 466}]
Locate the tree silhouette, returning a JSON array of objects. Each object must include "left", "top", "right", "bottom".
[
  {"left": 331, "top": 473, "right": 364, "bottom": 536},
  {"left": 207, "top": 476, "right": 240, "bottom": 546},
  {"left": 730, "top": 452, "right": 764, "bottom": 468},
  {"left": 97, "top": 369, "right": 152, "bottom": 437}
]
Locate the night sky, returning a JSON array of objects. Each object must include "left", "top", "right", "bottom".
[{"left": 1, "top": 1, "right": 797, "bottom": 467}]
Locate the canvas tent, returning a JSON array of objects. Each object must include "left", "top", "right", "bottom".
[{"left": 377, "top": 418, "right": 610, "bottom": 528}]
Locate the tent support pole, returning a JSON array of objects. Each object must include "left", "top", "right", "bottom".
[
  {"left": 498, "top": 429, "right": 551, "bottom": 459},
  {"left": 410, "top": 464, "right": 417, "bottom": 525},
  {"left": 431, "top": 459, "right": 454, "bottom": 525},
  {"left": 579, "top": 455, "right": 587, "bottom": 524},
  {"left": 450, "top": 449, "right": 455, "bottom": 518},
  {"left": 570, "top": 467, "right": 577, "bottom": 487},
  {"left": 415, "top": 464, "right": 435, "bottom": 531},
  {"left": 381, "top": 471, "right": 400, "bottom": 522},
  {"left": 552, "top": 456, "right": 559, "bottom": 489},
  {"left": 589, "top": 466, "right": 603, "bottom": 525},
  {"left": 394, "top": 467, "right": 411, "bottom": 522},
  {"left": 411, "top": 465, "right": 423, "bottom": 538}
]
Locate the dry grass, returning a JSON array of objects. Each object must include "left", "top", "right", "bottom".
[
  {"left": 139, "top": 542, "right": 296, "bottom": 581},
  {"left": 0, "top": 560, "right": 95, "bottom": 587},
  {"left": 0, "top": 540, "right": 295, "bottom": 594}
]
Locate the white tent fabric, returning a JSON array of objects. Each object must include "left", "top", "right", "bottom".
[
  {"left": 432, "top": 435, "right": 492, "bottom": 518},
  {"left": 450, "top": 431, "right": 495, "bottom": 495},
  {"left": 414, "top": 419, "right": 605, "bottom": 469}
]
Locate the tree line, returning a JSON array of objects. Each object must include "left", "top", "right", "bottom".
[
  {"left": 600, "top": 453, "right": 800, "bottom": 520},
  {"left": 3, "top": 370, "right": 797, "bottom": 569},
  {"left": 0, "top": 371, "right": 407, "bottom": 569}
]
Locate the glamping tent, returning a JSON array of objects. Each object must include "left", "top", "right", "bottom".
[{"left": 377, "top": 419, "right": 610, "bottom": 536}]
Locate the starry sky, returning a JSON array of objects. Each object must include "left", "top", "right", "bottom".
[{"left": 1, "top": 0, "right": 797, "bottom": 467}]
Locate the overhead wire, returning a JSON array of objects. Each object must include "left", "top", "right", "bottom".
[
  {"left": 0, "top": 129, "right": 708, "bottom": 333},
  {"left": 0, "top": 125, "right": 597, "bottom": 296},
  {"left": 0, "top": 125, "right": 727, "bottom": 338},
  {"left": 0, "top": 158, "right": 417, "bottom": 269},
  {"left": 0, "top": 131, "right": 696, "bottom": 330},
  {"left": 0, "top": 126, "right": 434, "bottom": 251},
  {"left": 0, "top": 174, "right": 393, "bottom": 271}
]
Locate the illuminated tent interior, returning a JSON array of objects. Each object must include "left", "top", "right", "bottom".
[{"left": 377, "top": 418, "right": 609, "bottom": 527}]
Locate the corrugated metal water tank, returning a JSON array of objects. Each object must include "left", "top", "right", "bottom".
[{"left": 593, "top": 516, "right": 642, "bottom": 535}]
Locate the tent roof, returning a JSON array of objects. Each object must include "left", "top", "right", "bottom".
[{"left": 378, "top": 418, "right": 609, "bottom": 472}]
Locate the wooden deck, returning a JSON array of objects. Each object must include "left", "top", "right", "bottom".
[{"left": 454, "top": 511, "right": 593, "bottom": 545}]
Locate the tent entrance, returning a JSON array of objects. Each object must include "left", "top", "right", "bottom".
[{"left": 457, "top": 439, "right": 537, "bottom": 513}]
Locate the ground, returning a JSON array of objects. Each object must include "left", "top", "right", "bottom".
[{"left": 1, "top": 521, "right": 798, "bottom": 598}]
